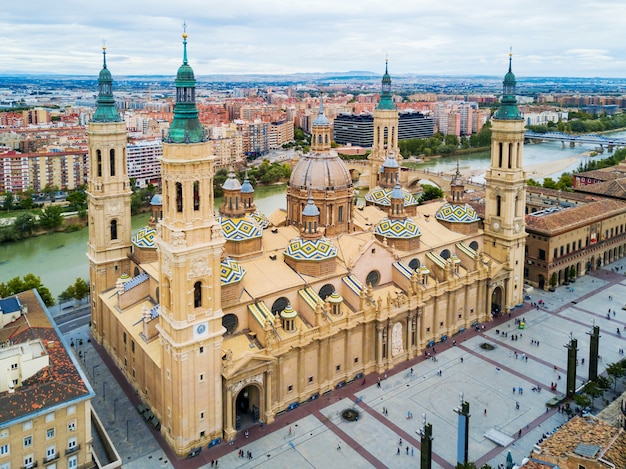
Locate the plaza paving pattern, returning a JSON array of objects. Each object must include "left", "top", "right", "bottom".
[{"left": 86, "top": 262, "right": 626, "bottom": 469}]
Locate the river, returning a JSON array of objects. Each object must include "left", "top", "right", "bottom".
[
  {"left": 412, "top": 128, "right": 626, "bottom": 183},
  {"left": 3, "top": 131, "right": 626, "bottom": 298},
  {"left": 0, "top": 184, "right": 288, "bottom": 298}
]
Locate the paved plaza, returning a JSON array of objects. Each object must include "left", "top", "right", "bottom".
[{"left": 59, "top": 260, "right": 626, "bottom": 469}]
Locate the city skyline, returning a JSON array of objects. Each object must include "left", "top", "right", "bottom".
[{"left": 3, "top": 0, "right": 626, "bottom": 78}]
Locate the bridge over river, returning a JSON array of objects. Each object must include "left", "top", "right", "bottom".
[
  {"left": 525, "top": 131, "right": 626, "bottom": 149},
  {"left": 345, "top": 160, "right": 486, "bottom": 193}
]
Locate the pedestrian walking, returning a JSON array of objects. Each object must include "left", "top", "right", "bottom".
[
  {"left": 397, "top": 447, "right": 400, "bottom": 455},
  {"left": 484, "top": 408, "right": 487, "bottom": 416},
  {"left": 337, "top": 441, "right": 341, "bottom": 450}
]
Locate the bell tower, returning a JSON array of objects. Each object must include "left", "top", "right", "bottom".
[
  {"left": 369, "top": 58, "right": 400, "bottom": 188},
  {"left": 87, "top": 46, "right": 132, "bottom": 343},
  {"left": 155, "top": 30, "right": 226, "bottom": 455},
  {"left": 484, "top": 52, "right": 527, "bottom": 309}
]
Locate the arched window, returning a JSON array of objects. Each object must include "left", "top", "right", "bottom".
[
  {"left": 176, "top": 182, "right": 183, "bottom": 213},
  {"left": 110, "top": 219, "right": 118, "bottom": 240},
  {"left": 134, "top": 267, "right": 140, "bottom": 277},
  {"left": 496, "top": 195, "right": 502, "bottom": 217},
  {"left": 408, "top": 258, "right": 420, "bottom": 270},
  {"left": 271, "top": 297, "right": 289, "bottom": 314},
  {"left": 508, "top": 143, "right": 513, "bottom": 169},
  {"left": 155, "top": 287, "right": 160, "bottom": 303},
  {"left": 318, "top": 284, "right": 335, "bottom": 300},
  {"left": 222, "top": 314, "right": 238, "bottom": 335},
  {"left": 97, "top": 150, "right": 102, "bottom": 177},
  {"left": 498, "top": 142, "right": 503, "bottom": 168},
  {"left": 366, "top": 270, "right": 380, "bottom": 288},
  {"left": 110, "top": 149, "right": 116, "bottom": 176},
  {"left": 193, "top": 181, "right": 200, "bottom": 211},
  {"left": 469, "top": 241, "right": 479, "bottom": 251},
  {"left": 440, "top": 249, "right": 450, "bottom": 259},
  {"left": 194, "top": 281, "right": 202, "bottom": 308}
]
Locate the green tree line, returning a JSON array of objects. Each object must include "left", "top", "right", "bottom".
[
  {"left": 398, "top": 124, "right": 492, "bottom": 158},
  {"left": 526, "top": 111, "right": 626, "bottom": 134}
]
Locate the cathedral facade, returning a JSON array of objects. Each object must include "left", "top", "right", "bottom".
[{"left": 89, "top": 38, "right": 526, "bottom": 456}]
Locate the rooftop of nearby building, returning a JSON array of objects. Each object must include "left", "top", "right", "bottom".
[
  {"left": 536, "top": 415, "right": 626, "bottom": 468},
  {"left": 525, "top": 197, "right": 626, "bottom": 235},
  {"left": 0, "top": 289, "right": 93, "bottom": 427},
  {"left": 574, "top": 176, "right": 626, "bottom": 199}
]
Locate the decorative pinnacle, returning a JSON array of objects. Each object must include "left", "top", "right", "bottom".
[
  {"left": 102, "top": 40, "right": 107, "bottom": 68},
  {"left": 508, "top": 47, "right": 513, "bottom": 72},
  {"left": 182, "top": 22, "right": 188, "bottom": 64},
  {"left": 385, "top": 54, "right": 389, "bottom": 73}
]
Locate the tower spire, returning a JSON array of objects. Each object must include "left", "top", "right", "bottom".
[
  {"left": 92, "top": 44, "right": 121, "bottom": 123},
  {"left": 494, "top": 49, "right": 521, "bottom": 120},
  {"left": 378, "top": 56, "right": 395, "bottom": 110},
  {"left": 166, "top": 27, "right": 204, "bottom": 143}
]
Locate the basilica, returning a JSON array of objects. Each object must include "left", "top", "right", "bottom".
[{"left": 87, "top": 34, "right": 527, "bottom": 456}]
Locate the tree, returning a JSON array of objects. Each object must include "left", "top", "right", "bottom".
[
  {"left": 38, "top": 205, "right": 64, "bottom": 229},
  {"left": 573, "top": 393, "right": 592, "bottom": 409},
  {"left": 66, "top": 190, "right": 87, "bottom": 210},
  {"left": 418, "top": 185, "right": 444, "bottom": 204},
  {"left": 606, "top": 362, "right": 625, "bottom": 392},
  {"left": 73, "top": 278, "right": 90, "bottom": 302},
  {"left": 3, "top": 191, "right": 14, "bottom": 211},
  {"left": 13, "top": 212, "right": 36, "bottom": 238},
  {"left": 582, "top": 380, "right": 603, "bottom": 409},
  {"left": 549, "top": 273, "right": 558, "bottom": 289},
  {"left": 0, "top": 274, "right": 55, "bottom": 306}
]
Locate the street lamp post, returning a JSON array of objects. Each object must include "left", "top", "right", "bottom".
[
  {"left": 102, "top": 381, "right": 106, "bottom": 401},
  {"left": 113, "top": 398, "right": 119, "bottom": 421},
  {"left": 126, "top": 420, "right": 131, "bottom": 441},
  {"left": 92, "top": 364, "right": 100, "bottom": 379}
]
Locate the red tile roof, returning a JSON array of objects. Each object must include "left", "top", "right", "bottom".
[
  {"left": 0, "top": 290, "right": 90, "bottom": 425},
  {"left": 525, "top": 198, "right": 626, "bottom": 235}
]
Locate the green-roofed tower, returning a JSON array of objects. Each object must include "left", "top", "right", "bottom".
[
  {"left": 494, "top": 52, "right": 522, "bottom": 120},
  {"left": 377, "top": 57, "right": 396, "bottom": 111},
  {"left": 87, "top": 46, "right": 133, "bottom": 345},
  {"left": 166, "top": 31, "right": 205, "bottom": 143},
  {"left": 369, "top": 57, "right": 400, "bottom": 188},
  {"left": 157, "top": 28, "right": 226, "bottom": 455},
  {"left": 484, "top": 51, "right": 527, "bottom": 312},
  {"left": 92, "top": 46, "right": 121, "bottom": 123}
]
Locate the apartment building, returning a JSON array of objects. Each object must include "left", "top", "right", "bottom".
[
  {"left": 0, "top": 290, "right": 100, "bottom": 469},
  {"left": 126, "top": 139, "right": 162, "bottom": 188}
]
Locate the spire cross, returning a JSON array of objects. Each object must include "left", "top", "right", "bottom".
[
  {"left": 508, "top": 46, "right": 513, "bottom": 72},
  {"left": 102, "top": 40, "right": 107, "bottom": 69},
  {"left": 182, "top": 22, "right": 189, "bottom": 65}
]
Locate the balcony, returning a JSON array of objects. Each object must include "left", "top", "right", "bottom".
[
  {"left": 21, "top": 462, "right": 38, "bottom": 469},
  {"left": 44, "top": 452, "right": 59, "bottom": 463},
  {"left": 65, "top": 444, "right": 81, "bottom": 456}
]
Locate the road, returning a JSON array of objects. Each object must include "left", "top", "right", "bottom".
[{"left": 54, "top": 304, "right": 91, "bottom": 333}]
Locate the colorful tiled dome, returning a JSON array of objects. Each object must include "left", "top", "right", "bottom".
[
  {"left": 435, "top": 203, "right": 480, "bottom": 223},
  {"left": 374, "top": 218, "right": 421, "bottom": 239},
  {"left": 132, "top": 226, "right": 157, "bottom": 248},
  {"left": 220, "top": 257, "right": 246, "bottom": 286},
  {"left": 327, "top": 291, "right": 343, "bottom": 304},
  {"left": 365, "top": 187, "right": 418, "bottom": 207},
  {"left": 249, "top": 211, "right": 269, "bottom": 229},
  {"left": 280, "top": 304, "right": 298, "bottom": 319},
  {"left": 219, "top": 217, "right": 262, "bottom": 241},
  {"left": 284, "top": 238, "right": 337, "bottom": 261}
]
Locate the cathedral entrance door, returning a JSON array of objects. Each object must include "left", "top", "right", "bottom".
[
  {"left": 235, "top": 385, "right": 261, "bottom": 431},
  {"left": 491, "top": 286, "right": 503, "bottom": 316}
]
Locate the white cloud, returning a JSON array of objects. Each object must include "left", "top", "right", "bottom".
[{"left": 2, "top": 0, "right": 626, "bottom": 77}]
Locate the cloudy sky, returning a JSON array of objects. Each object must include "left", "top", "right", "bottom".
[{"left": 3, "top": 0, "right": 626, "bottom": 78}]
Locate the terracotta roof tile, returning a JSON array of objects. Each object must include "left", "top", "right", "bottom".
[
  {"left": 0, "top": 290, "right": 90, "bottom": 425},
  {"left": 525, "top": 198, "right": 626, "bottom": 235},
  {"left": 539, "top": 416, "right": 625, "bottom": 463},
  {"left": 575, "top": 177, "right": 626, "bottom": 199}
]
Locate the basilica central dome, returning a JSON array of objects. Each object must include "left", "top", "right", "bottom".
[{"left": 289, "top": 152, "right": 352, "bottom": 191}]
